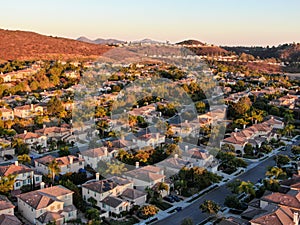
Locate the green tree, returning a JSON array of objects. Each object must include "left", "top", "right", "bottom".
[
  {"left": 221, "top": 144, "right": 235, "bottom": 153},
  {"left": 275, "top": 154, "right": 290, "bottom": 166},
  {"left": 283, "top": 110, "right": 295, "bottom": 124},
  {"left": 17, "top": 154, "right": 31, "bottom": 164},
  {"left": 244, "top": 143, "right": 254, "bottom": 156},
  {"left": 139, "top": 205, "right": 159, "bottom": 218},
  {"left": 224, "top": 195, "right": 241, "bottom": 209},
  {"left": 237, "top": 181, "right": 256, "bottom": 197},
  {"left": 47, "top": 96, "right": 64, "bottom": 117},
  {"left": 105, "top": 160, "right": 127, "bottom": 175},
  {"left": 200, "top": 200, "right": 220, "bottom": 215},
  {"left": 0, "top": 174, "right": 17, "bottom": 194},
  {"left": 232, "top": 96, "right": 252, "bottom": 116},
  {"left": 266, "top": 166, "right": 287, "bottom": 179},
  {"left": 85, "top": 208, "right": 100, "bottom": 220}
]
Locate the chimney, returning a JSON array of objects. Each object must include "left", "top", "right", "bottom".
[
  {"left": 234, "top": 128, "right": 238, "bottom": 133},
  {"left": 271, "top": 116, "right": 274, "bottom": 119},
  {"left": 69, "top": 156, "right": 73, "bottom": 164},
  {"left": 103, "top": 147, "right": 108, "bottom": 156},
  {"left": 40, "top": 182, "right": 45, "bottom": 189},
  {"left": 24, "top": 130, "right": 27, "bottom": 134},
  {"left": 43, "top": 124, "right": 46, "bottom": 129},
  {"left": 15, "top": 161, "right": 19, "bottom": 166},
  {"left": 294, "top": 212, "right": 299, "bottom": 225},
  {"left": 95, "top": 173, "right": 100, "bottom": 181},
  {"left": 156, "top": 133, "right": 159, "bottom": 140},
  {"left": 255, "top": 120, "right": 257, "bottom": 124},
  {"left": 185, "top": 120, "right": 188, "bottom": 124},
  {"left": 243, "top": 124, "right": 246, "bottom": 129},
  {"left": 174, "top": 154, "right": 178, "bottom": 159},
  {"left": 30, "top": 104, "right": 34, "bottom": 110},
  {"left": 135, "top": 161, "right": 139, "bottom": 169},
  {"left": 185, "top": 145, "right": 188, "bottom": 151}
]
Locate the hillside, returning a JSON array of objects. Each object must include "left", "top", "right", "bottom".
[
  {"left": 176, "top": 39, "right": 205, "bottom": 46},
  {"left": 0, "top": 29, "right": 111, "bottom": 60},
  {"left": 223, "top": 43, "right": 300, "bottom": 61}
]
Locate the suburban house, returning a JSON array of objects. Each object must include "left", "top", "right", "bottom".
[
  {"left": 35, "top": 126, "right": 72, "bottom": 142},
  {"left": 0, "top": 73, "right": 12, "bottom": 82},
  {"left": 79, "top": 147, "right": 110, "bottom": 170},
  {"left": 156, "top": 154, "right": 193, "bottom": 176},
  {"left": 17, "top": 184, "right": 77, "bottom": 225},
  {"left": 0, "top": 214, "right": 22, "bottom": 225},
  {"left": 14, "top": 104, "right": 43, "bottom": 118},
  {"left": 0, "top": 107, "right": 14, "bottom": 121},
  {"left": 15, "top": 130, "right": 47, "bottom": 151},
  {"left": 0, "top": 195, "right": 15, "bottom": 215},
  {"left": 34, "top": 155, "right": 84, "bottom": 175},
  {"left": 122, "top": 165, "right": 167, "bottom": 191},
  {"left": 220, "top": 117, "right": 283, "bottom": 154},
  {"left": 136, "top": 132, "right": 165, "bottom": 148},
  {"left": 0, "top": 161, "right": 42, "bottom": 190},
  {"left": 82, "top": 176, "right": 136, "bottom": 215}
]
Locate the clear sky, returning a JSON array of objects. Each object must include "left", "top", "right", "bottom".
[{"left": 0, "top": 0, "right": 299, "bottom": 46}]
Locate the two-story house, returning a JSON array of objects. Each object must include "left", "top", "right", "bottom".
[
  {"left": 79, "top": 147, "right": 110, "bottom": 170},
  {"left": 14, "top": 104, "right": 43, "bottom": 119},
  {"left": 35, "top": 155, "right": 84, "bottom": 175},
  {"left": 17, "top": 184, "right": 77, "bottom": 225},
  {"left": 82, "top": 176, "right": 134, "bottom": 215},
  {"left": 0, "top": 161, "right": 42, "bottom": 190},
  {"left": 15, "top": 130, "right": 47, "bottom": 151}
]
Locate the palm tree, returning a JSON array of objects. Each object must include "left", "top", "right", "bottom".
[
  {"left": 17, "top": 154, "right": 31, "bottom": 165},
  {"left": 237, "top": 181, "right": 256, "bottom": 197},
  {"left": 157, "top": 182, "right": 169, "bottom": 197},
  {"left": 48, "top": 160, "right": 61, "bottom": 184},
  {"left": 200, "top": 200, "right": 220, "bottom": 215},
  {"left": 283, "top": 110, "right": 295, "bottom": 125},
  {"left": 282, "top": 124, "right": 295, "bottom": 137}
]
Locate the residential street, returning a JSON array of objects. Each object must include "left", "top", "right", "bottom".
[{"left": 153, "top": 151, "right": 284, "bottom": 225}]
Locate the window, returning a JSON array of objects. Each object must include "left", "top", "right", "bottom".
[
  {"left": 119, "top": 207, "right": 122, "bottom": 211},
  {"left": 36, "top": 177, "right": 40, "bottom": 182},
  {"left": 16, "top": 182, "right": 20, "bottom": 187}
]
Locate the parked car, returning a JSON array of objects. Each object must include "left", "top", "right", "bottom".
[
  {"left": 175, "top": 206, "right": 182, "bottom": 212},
  {"left": 170, "top": 195, "right": 181, "bottom": 202},
  {"left": 163, "top": 196, "right": 175, "bottom": 203}
]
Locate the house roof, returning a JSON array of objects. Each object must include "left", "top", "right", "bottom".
[
  {"left": 17, "top": 185, "right": 73, "bottom": 210},
  {"left": 101, "top": 196, "right": 124, "bottom": 208},
  {"left": 80, "top": 147, "right": 107, "bottom": 158},
  {"left": 262, "top": 192, "right": 300, "bottom": 209},
  {"left": 0, "top": 163, "right": 33, "bottom": 176},
  {"left": 0, "top": 108, "right": 13, "bottom": 113},
  {"left": 0, "top": 214, "right": 22, "bottom": 225},
  {"left": 124, "top": 169, "right": 165, "bottom": 183},
  {"left": 35, "top": 155, "right": 84, "bottom": 166},
  {"left": 157, "top": 157, "right": 191, "bottom": 170},
  {"left": 121, "top": 188, "right": 146, "bottom": 200},
  {"left": 82, "top": 176, "right": 131, "bottom": 194},
  {"left": 15, "top": 132, "right": 40, "bottom": 140},
  {"left": 0, "top": 195, "right": 14, "bottom": 211},
  {"left": 35, "top": 126, "right": 70, "bottom": 135},
  {"left": 37, "top": 211, "right": 64, "bottom": 224},
  {"left": 250, "top": 206, "right": 299, "bottom": 225}
]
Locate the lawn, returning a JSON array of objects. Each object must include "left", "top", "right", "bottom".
[{"left": 152, "top": 200, "right": 172, "bottom": 210}]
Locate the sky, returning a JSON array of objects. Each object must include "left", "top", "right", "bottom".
[{"left": 0, "top": 0, "right": 299, "bottom": 46}]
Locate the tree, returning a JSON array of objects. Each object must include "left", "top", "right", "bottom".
[
  {"left": 200, "top": 200, "right": 220, "bottom": 215},
  {"left": 85, "top": 208, "right": 100, "bottom": 220},
  {"left": 12, "top": 138, "right": 29, "bottom": 155},
  {"left": 47, "top": 96, "right": 64, "bottom": 117},
  {"left": 0, "top": 174, "right": 17, "bottom": 194},
  {"left": 181, "top": 218, "right": 194, "bottom": 225},
  {"left": 283, "top": 110, "right": 295, "bottom": 125},
  {"left": 157, "top": 182, "right": 169, "bottom": 197},
  {"left": 237, "top": 181, "right": 256, "bottom": 197},
  {"left": 87, "top": 197, "right": 97, "bottom": 207},
  {"left": 232, "top": 96, "right": 252, "bottom": 116},
  {"left": 139, "top": 205, "right": 159, "bottom": 218},
  {"left": 244, "top": 143, "right": 254, "bottom": 156},
  {"left": 266, "top": 166, "right": 287, "bottom": 179},
  {"left": 292, "top": 146, "right": 300, "bottom": 155},
  {"left": 48, "top": 160, "right": 61, "bottom": 184},
  {"left": 221, "top": 144, "right": 235, "bottom": 153},
  {"left": 17, "top": 154, "right": 31, "bottom": 164},
  {"left": 263, "top": 178, "right": 280, "bottom": 192},
  {"left": 58, "top": 146, "right": 70, "bottom": 157},
  {"left": 166, "top": 143, "right": 181, "bottom": 156},
  {"left": 195, "top": 101, "right": 206, "bottom": 113},
  {"left": 275, "top": 154, "right": 290, "bottom": 166},
  {"left": 224, "top": 195, "right": 241, "bottom": 209},
  {"left": 282, "top": 124, "right": 295, "bottom": 137},
  {"left": 105, "top": 160, "right": 127, "bottom": 175}
]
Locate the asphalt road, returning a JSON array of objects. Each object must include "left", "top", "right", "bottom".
[{"left": 153, "top": 154, "right": 278, "bottom": 225}]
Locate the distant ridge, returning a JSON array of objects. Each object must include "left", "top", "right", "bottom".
[
  {"left": 176, "top": 39, "right": 205, "bottom": 46},
  {"left": 77, "top": 36, "right": 125, "bottom": 45},
  {"left": 0, "top": 29, "right": 111, "bottom": 60}
]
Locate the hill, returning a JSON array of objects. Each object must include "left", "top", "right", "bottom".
[
  {"left": 176, "top": 39, "right": 228, "bottom": 56},
  {"left": 223, "top": 43, "right": 300, "bottom": 61},
  {"left": 77, "top": 36, "right": 125, "bottom": 45},
  {"left": 176, "top": 39, "right": 205, "bottom": 46},
  {"left": 0, "top": 29, "right": 111, "bottom": 60}
]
